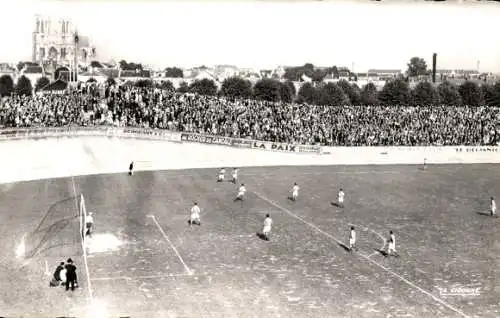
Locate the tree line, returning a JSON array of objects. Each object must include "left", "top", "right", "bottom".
[
  {"left": 122, "top": 76, "right": 499, "bottom": 107},
  {"left": 1, "top": 73, "right": 499, "bottom": 107}
]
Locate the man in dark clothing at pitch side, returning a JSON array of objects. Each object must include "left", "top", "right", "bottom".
[
  {"left": 54, "top": 262, "right": 65, "bottom": 281},
  {"left": 129, "top": 161, "right": 134, "bottom": 176},
  {"left": 65, "top": 258, "right": 77, "bottom": 291},
  {"left": 50, "top": 262, "right": 65, "bottom": 287}
]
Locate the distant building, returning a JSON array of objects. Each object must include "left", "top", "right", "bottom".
[
  {"left": 32, "top": 15, "right": 97, "bottom": 69},
  {"left": 78, "top": 68, "right": 119, "bottom": 84},
  {"left": 273, "top": 66, "right": 286, "bottom": 79},
  {"left": 0, "top": 63, "right": 16, "bottom": 81},
  {"left": 436, "top": 69, "right": 480, "bottom": 81},
  {"left": 367, "top": 69, "right": 402, "bottom": 80},
  {"left": 213, "top": 65, "right": 238, "bottom": 81},
  {"left": 260, "top": 70, "right": 273, "bottom": 79}
]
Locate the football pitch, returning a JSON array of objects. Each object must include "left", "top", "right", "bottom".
[{"left": 1, "top": 164, "right": 499, "bottom": 318}]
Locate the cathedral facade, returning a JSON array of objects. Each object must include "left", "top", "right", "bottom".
[{"left": 32, "top": 15, "right": 96, "bottom": 68}]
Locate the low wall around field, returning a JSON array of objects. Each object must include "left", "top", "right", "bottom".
[{"left": 0, "top": 127, "right": 498, "bottom": 184}]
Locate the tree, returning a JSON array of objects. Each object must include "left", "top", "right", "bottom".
[
  {"left": 279, "top": 82, "right": 294, "bottom": 103},
  {"left": 329, "top": 66, "right": 339, "bottom": 79},
  {"left": 165, "top": 67, "right": 184, "bottom": 78},
  {"left": 311, "top": 69, "right": 327, "bottom": 82},
  {"left": 156, "top": 80, "right": 174, "bottom": 91},
  {"left": 297, "top": 82, "right": 316, "bottom": 104},
  {"left": 412, "top": 81, "right": 439, "bottom": 106},
  {"left": 119, "top": 60, "right": 127, "bottom": 70},
  {"left": 90, "top": 61, "right": 103, "bottom": 68},
  {"left": 491, "top": 82, "right": 500, "bottom": 107},
  {"left": 379, "top": 79, "right": 411, "bottom": 105},
  {"left": 284, "top": 67, "right": 301, "bottom": 82},
  {"left": 284, "top": 63, "right": 317, "bottom": 82},
  {"left": 134, "top": 79, "right": 154, "bottom": 88},
  {"left": 285, "top": 81, "right": 296, "bottom": 98},
  {"left": 17, "top": 61, "right": 38, "bottom": 72},
  {"left": 15, "top": 75, "right": 33, "bottom": 96},
  {"left": 106, "top": 77, "right": 116, "bottom": 86},
  {"left": 35, "top": 76, "right": 50, "bottom": 91},
  {"left": 189, "top": 79, "right": 217, "bottom": 96},
  {"left": 337, "top": 80, "right": 361, "bottom": 105},
  {"left": 481, "top": 82, "right": 500, "bottom": 107},
  {"left": 0, "top": 75, "right": 14, "bottom": 97},
  {"left": 302, "top": 63, "right": 315, "bottom": 78},
  {"left": 459, "top": 81, "right": 484, "bottom": 106},
  {"left": 316, "top": 83, "right": 349, "bottom": 106},
  {"left": 437, "top": 81, "right": 461, "bottom": 106},
  {"left": 220, "top": 77, "right": 253, "bottom": 99},
  {"left": 481, "top": 83, "right": 495, "bottom": 106},
  {"left": 350, "top": 83, "right": 362, "bottom": 104},
  {"left": 119, "top": 60, "right": 143, "bottom": 71},
  {"left": 360, "top": 82, "right": 379, "bottom": 105},
  {"left": 178, "top": 81, "right": 189, "bottom": 93},
  {"left": 407, "top": 57, "right": 428, "bottom": 77},
  {"left": 253, "top": 78, "right": 281, "bottom": 102}
]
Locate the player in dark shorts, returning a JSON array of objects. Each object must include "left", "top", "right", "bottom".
[{"left": 64, "top": 258, "right": 78, "bottom": 291}]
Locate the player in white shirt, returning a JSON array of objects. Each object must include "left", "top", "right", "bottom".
[
  {"left": 85, "top": 212, "right": 94, "bottom": 237},
  {"left": 235, "top": 183, "right": 246, "bottom": 201},
  {"left": 337, "top": 188, "right": 345, "bottom": 208},
  {"left": 231, "top": 168, "right": 238, "bottom": 184},
  {"left": 189, "top": 202, "right": 201, "bottom": 226},
  {"left": 387, "top": 230, "right": 397, "bottom": 256},
  {"left": 262, "top": 214, "right": 273, "bottom": 241},
  {"left": 291, "top": 183, "right": 300, "bottom": 201},
  {"left": 349, "top": 226, "right": 356, "bottom": 252},
  {"left": 217, "top": 168, "right": 226, "bottom": 182},
  {"left": 491, "top": 197, "right": 497, "bottom": 217}
]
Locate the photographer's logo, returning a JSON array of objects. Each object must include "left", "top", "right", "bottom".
[{"left": 436, "top": 286, "right": 481, "bottom": 297}]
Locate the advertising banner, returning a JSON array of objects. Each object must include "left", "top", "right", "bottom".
[
  {"left": 180, "top": 133, "right": 233, "bottom": 146},
  {"left": 251, "top": 140, "right": 321, "bottom": 154},
  {"left": 455, "top": 146, "right": 499, "bottom": 153}
]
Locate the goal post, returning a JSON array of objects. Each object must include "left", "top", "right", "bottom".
[{"left": 79, "top": 194, "right": 87, "bottom": 240}]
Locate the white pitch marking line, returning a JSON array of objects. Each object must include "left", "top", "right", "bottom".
[
  {"left": 148, "top": 215, "right": 193, "bottom": 276},
  {"left": 91, "top": 273, "right": 193, "bottom": 281},
  {"left": 348, "top": 223, "right": 386, "bottom": 258},
  {"left": 252, "top": 191, "right": 471, "bottom": 318},
  {"left": 71, "top": 176, "right": 94, "bottom": 301}
]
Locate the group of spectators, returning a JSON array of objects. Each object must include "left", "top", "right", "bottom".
[{"left": 0, "top": 84, "right": 499, "bottom": 146}]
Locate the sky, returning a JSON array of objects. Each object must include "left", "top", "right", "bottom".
[{"left": 1, "top": 0, "right": 500, "bottom": 72}]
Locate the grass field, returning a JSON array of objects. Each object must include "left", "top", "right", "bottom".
[{"left": 1, "top": 164, "right": 500, "bottom": 318}]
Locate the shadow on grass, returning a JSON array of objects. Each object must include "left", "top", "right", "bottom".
[
  {"left": 373, "top": 248, "right": 389, "bottom": 257},
  {"left": 476, "top": 211, "right": 495, "bottom": 217},
  {"left": 337, "top": 242, "right": 351, "bottom": 252},
  {"left": 331, "top": 202, "right": 343, "bottom": 208},
  {"left": 256, "top": 232, "right": 268, "bottom": 241}
]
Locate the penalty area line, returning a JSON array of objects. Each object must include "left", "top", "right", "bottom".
[
  {"left": 251, "top": 191, "right": 471, "bottom": 318},
  {"left": 148, "top": 215, "right": 193, "bottom": 276}
]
